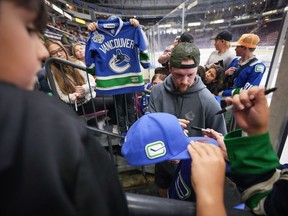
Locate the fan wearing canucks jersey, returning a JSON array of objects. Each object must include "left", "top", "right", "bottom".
[
  {"left": 85, "top": 16, "right": 150, "bottom": 95},
  {"left": 220, "top": 33, "right": 266, "bottom": 97}
]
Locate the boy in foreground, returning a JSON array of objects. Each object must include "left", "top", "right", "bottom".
[{"left": 0, "top": 1, "right": 128, "bottom": 215}]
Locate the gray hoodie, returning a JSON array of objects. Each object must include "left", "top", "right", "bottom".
[{"left": 148, "top": 75, "right": 227, "bottom": 136}]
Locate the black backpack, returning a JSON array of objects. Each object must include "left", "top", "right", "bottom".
[{"left": 224, "top": 57, "right": 257, "bottom": 90}]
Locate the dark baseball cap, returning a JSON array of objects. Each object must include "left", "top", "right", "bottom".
[
  {"left": 180, "top": 32, "right": 194, "bottom": 43},
  {"left": 213, "top": 30, "right": 232, "bottom": 41},
  {"left": 170, "top": 42, "right": 200, "bottom": 68}
]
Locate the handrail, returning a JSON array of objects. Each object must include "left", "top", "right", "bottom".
[
  {"left": 46, "top": 24, "right": 75, "bottom": 38},
  {"left": 87, "top": 126, "right": 125, "bottom": 139},
  {"left": 125, "top": 192, "right": 196, "bottom": 216},
  {"left": 45, "top": 57, "right": 87, "bottom": 99},
  {"left": 45, "top": 57, "right": 117, "bottom": 162}
]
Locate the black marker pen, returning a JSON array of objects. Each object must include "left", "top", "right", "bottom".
[{"left": 191, "top": 126, "right": 212, "bottom": 133}]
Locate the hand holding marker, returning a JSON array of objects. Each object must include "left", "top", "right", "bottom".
[
  {"left": 215, "top": 87, "right": 277, "bottom": 115},
  {"left": 190, "top": 126, "right": 223, "bottom": 137},
  {"left": 190, "top": 126, "right": 212, "bottom": 133}
]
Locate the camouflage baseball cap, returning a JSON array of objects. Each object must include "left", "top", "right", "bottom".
[{"left": 170, "top": 42, "right": 200, "bottom": 68}]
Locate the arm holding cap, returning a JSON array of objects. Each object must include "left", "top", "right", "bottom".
[
  {"left": 187, "top": 142, "right": 227, "bottom": 216},
  {"left": 188, "top": 87, "right": 283, "bottom": 215}
]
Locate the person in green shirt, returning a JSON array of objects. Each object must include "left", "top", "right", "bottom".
[{"left": 188, "top": 86, "right": 286, "bottom": 216}]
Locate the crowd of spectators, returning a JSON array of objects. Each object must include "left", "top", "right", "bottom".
[
  {"left": 2, "top": 1, "right": 287, "bottom": 216},
  {"left": 157, "top": 19, "right": 281, "bottom": 50}
]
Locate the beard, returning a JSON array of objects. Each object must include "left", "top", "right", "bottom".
[{"left": 176, "top": 84, "right": 191, "bottom": 93}]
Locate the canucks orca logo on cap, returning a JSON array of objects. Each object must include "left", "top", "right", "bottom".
[
  {"left": 145, "top": 141, "right": 166, "bottom": 159},
  {"left": 121, "top": 112, "right": 219, "bottom": 166}
]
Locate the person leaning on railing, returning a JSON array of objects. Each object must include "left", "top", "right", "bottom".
[{"left": 44, "top": 39, "right": 96, "bottom": 116}]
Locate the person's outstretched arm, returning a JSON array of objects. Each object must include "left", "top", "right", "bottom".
[
  {"left": 158, "top": 46, "right": 173, "bottom": 64},
  {"left": 225, "top": 86, "right": 268, "bottom": 135},
  {"left": 187, "top": 142, "right": 227, "bottom": 216},
  {"left": 224, "top": 87, "right": 281, "bottom": 215}
]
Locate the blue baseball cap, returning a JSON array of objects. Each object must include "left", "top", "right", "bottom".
[{"left": 121, "top": 112, "right": 219, "bottom": 166}]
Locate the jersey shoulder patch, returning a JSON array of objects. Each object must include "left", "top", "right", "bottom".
[{"left": 255, "top": 64, "right": 265, "bottom": 73}]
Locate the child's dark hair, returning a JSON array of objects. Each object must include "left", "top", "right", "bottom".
[
  {"left": 0, "top": 0, "right": 47, "bottom": 33},
  {"left": 210, "top": 64, "right": 224, "bottom": 82},
  {"left": 197, "top": 65, "right": 206, "bottom": 80},
  {"left": 204, "top": 64, "right": 224, "bottom": 95},
  {"left": 151, "top": 73, "right": 167, "bottom": 83},
  {"left": 154, "top": 67, "right": 167, "bottom": 75}
]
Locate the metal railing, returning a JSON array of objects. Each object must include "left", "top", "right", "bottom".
[
  {"left": 45, "top": 57, "right": 120, "bottom": 162},
  {"left": 126, "top": 193, "right": 196, "bottom": 216}
]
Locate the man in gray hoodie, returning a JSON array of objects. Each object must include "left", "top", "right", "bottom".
[{"left": 148, "top": 42, "right": 227, "bottom": 198}]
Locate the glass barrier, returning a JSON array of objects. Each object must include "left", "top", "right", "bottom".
[{"left": 146, "top": 0, "right": 286, "bottom": 87}]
